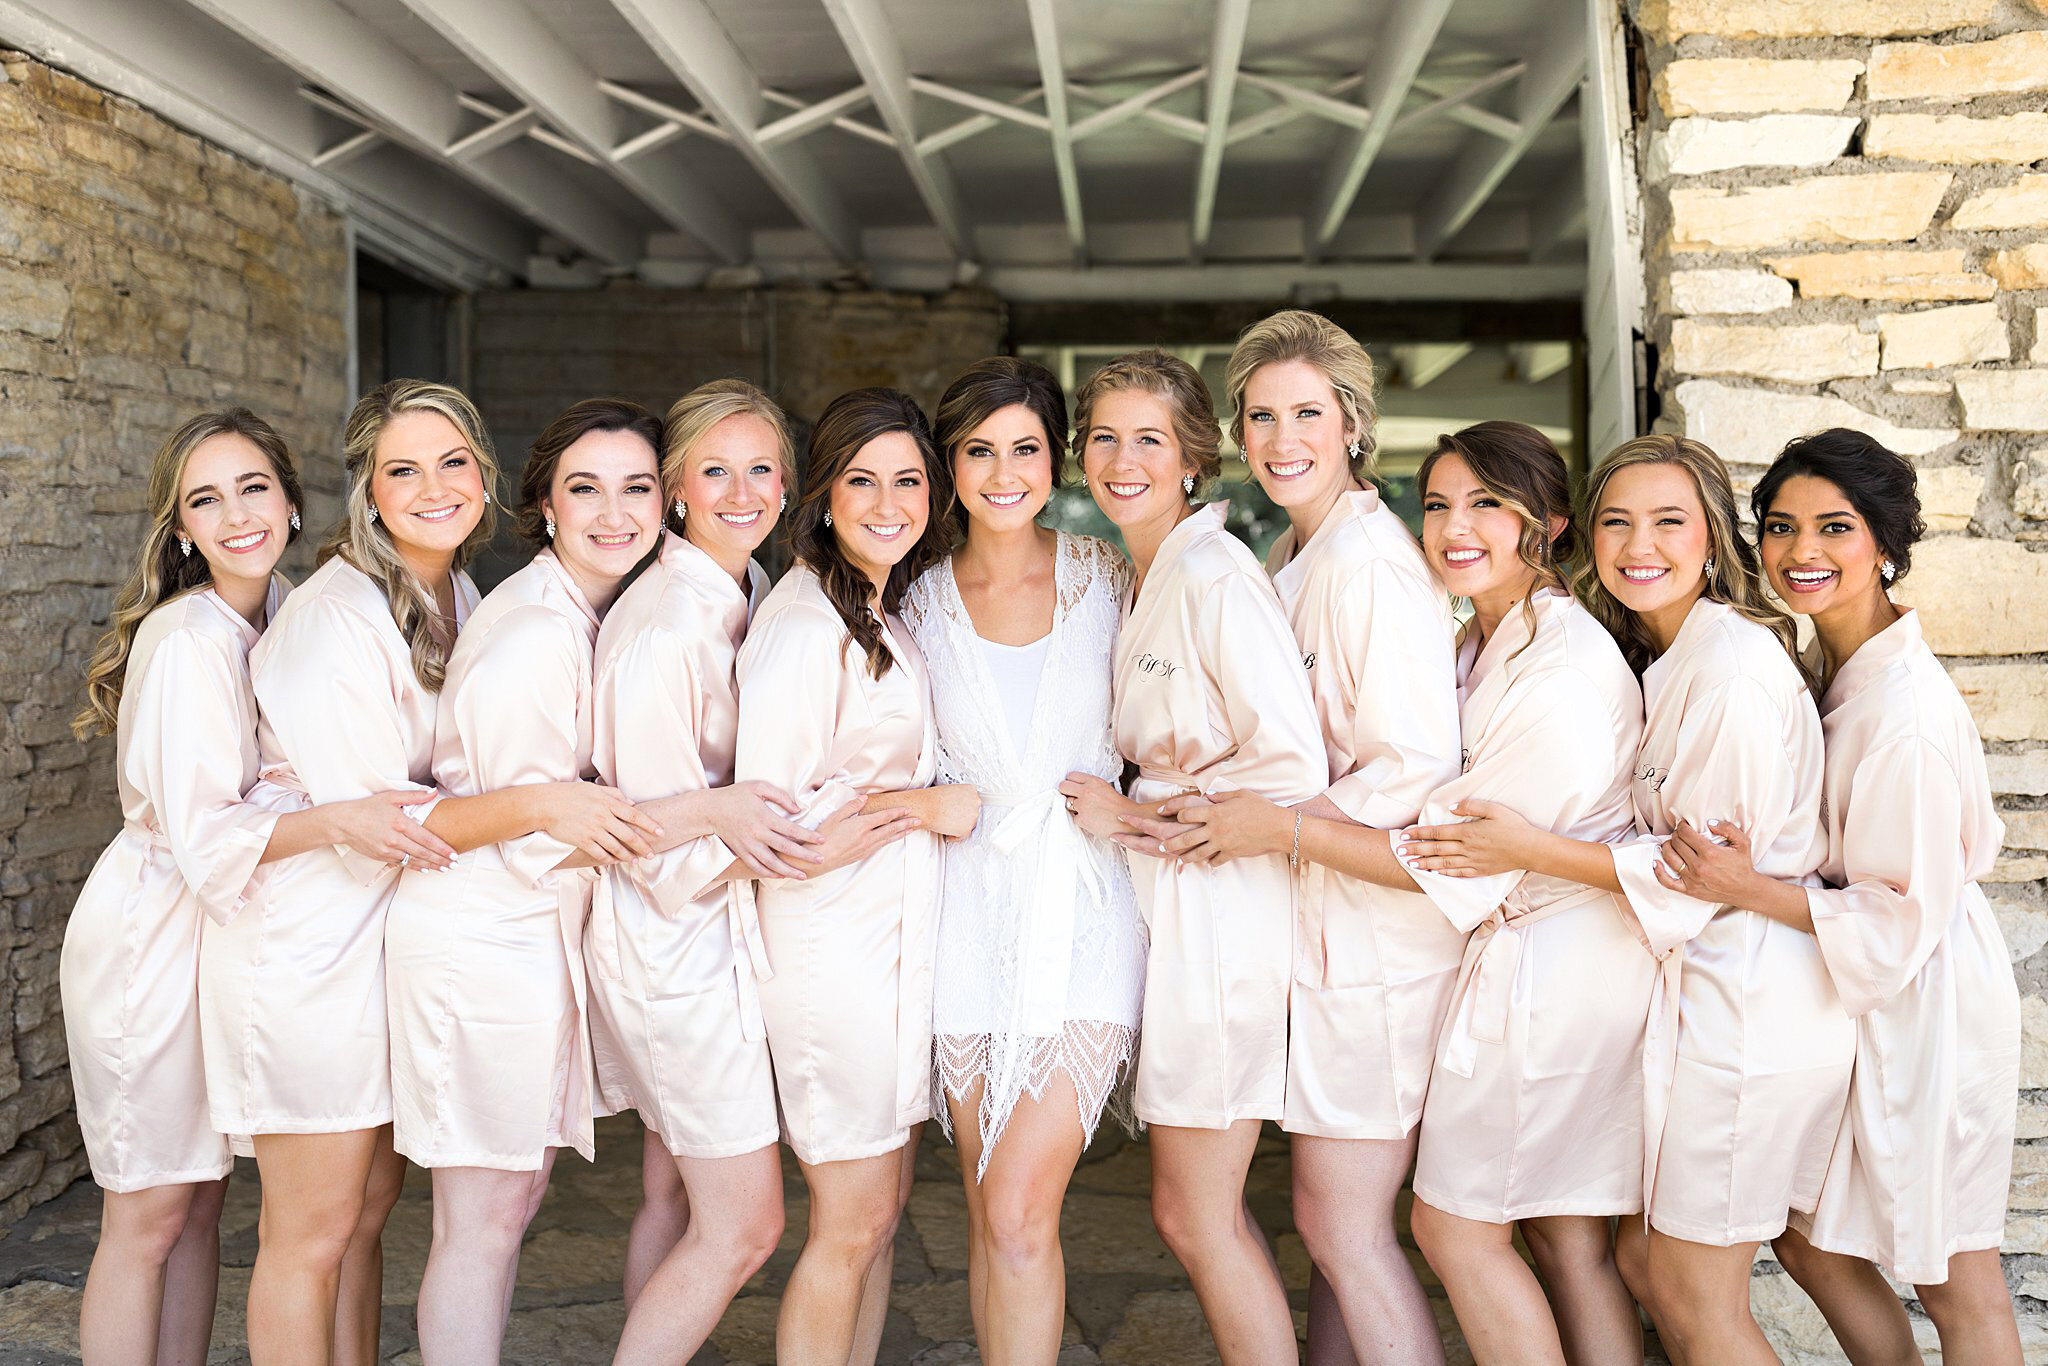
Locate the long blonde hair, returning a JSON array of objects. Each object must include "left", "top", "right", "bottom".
[
  {"left": 73, "top": 409, "right": 306, "bottom": 739},
  {"left": 1573, "top": 434, "right": 1799, "bottom": 675},
  {"left": 1223, "top": 309, "right": 1379, "bottom": 478},
  {"left": 319, "top": 379, "right": 501, "bottom": 691}
]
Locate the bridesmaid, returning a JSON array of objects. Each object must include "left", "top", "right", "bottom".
[
  {"left": 200, "top": 381, "right": 654, "bottom": 1365},
  {"left": 63, "top": 410, "right": 452, "bottom": 1366},
  {"left": 384, "top": 398, "right": 686, "bottom": 1361},
  {"left": 903, "top": 357, "right": 1145, "bottom": 1365},
  {"left": 734, "top": 387, "right": 979, "bottom": 1364},
  {"left": 1404, "top": 434, "right": 1854, "bottom": 1361},
  {"left": 1154, "top": 311, "right": 1464, "bottom": 1364},
  {"left": 1660, "top": 429, "right": 2022, "bottom": 1365},
  {"left": 1061, "top": 350, "right": 1327, "bottom": 1364},
  {"left": 588, "top": 380, "right": 892, "bottom": 1362}
]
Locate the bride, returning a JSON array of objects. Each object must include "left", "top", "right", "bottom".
[{"left": 904, "top": 356, "right": 1145, "bottom": 1366}]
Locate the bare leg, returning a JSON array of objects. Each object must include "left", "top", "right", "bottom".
[
  {"left": 80, "top": 1182, "right": 208, "bottom": 1365},
  {"left": 967, "top": 1072, "right": 1089, "bottom": 1366},
  {"left": 949, "top": 1089, "right": 993, "bottom": 1349},
  {"left": 624, "top": 1128, "right": 690, "bottom": 1310},
  {"left": 414, "top": 1157, "right": 556, "bottom": 1366},
  {"left": 1520, "top": 1216, "right": 1641, "bottom": 1366},
  {"left": 1293, "top": 1132, "right": 1442, "bottom": 1366},
  {"left": 1643, "top": 1233, "right": 1775, "bottom": 1366},
  {"left": 615, "top": 1144, "right": 783, "bottom": 1363},
  {"left": 1768, "top": 1228, "right": 1915, "bottom": 1366},
  {"left": 248, "top": 1130, "right": 379, "bottom": 1366},
  {"left": 157, "top": 1176, "right": 229, "bottom": 1366},
  {"left": 775, "top": 1144, "right": 907, "bottom": 1366},
  {"left": 335, "top": 1127, "right": 404, "bottom": 1366},
  {"left": 1306, "top": 1267, "right": 1363, "bottom": 1366},
  {"left": 1410, "top": 1200, "right": 1563, "bottom": 1366},
  {"left": 845, "top": 1132, "right": 919, "bottom": 1366},
  {"left": 1149, "top": 1121, "right": 1296, "bottom": 1366},
  {"left": 1914, "top": 1250, "right": 2022, "bottom": 1366}
]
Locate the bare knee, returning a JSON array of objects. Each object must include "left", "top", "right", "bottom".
[
  {"left": 102, "top": 1190, "right": 201, "bottom": 1264},
  {"left": 814, "top": 1196, "right": 899, "bottom": 1269},
  {"left": 1410, "top": 1201, "right": 1492, "bottom": 1277},
  {"left": 981, "top": 1184, "right": 1059, "bottom": 1272},
  {"left": 262, "top": 1186, "right": 368, "bottom": 1271},
  {"left": 1522, "top": 1218, "right": 1614, "bottom": 1279},
  {"left": 1614, "top": 1227, "right": 1652, "bottom": 1312},
  {"left": 1915, "top": 1259, "right": 2011, "bottom": 1327},
  {"left": 1151, "top": 1184, "right": 1232, "bottom": 1264}
]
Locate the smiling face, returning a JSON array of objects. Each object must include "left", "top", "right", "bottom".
[
  {"left": 1081, "top": 386, "right": 1191, "bottom": 538},
  {"left": 177, "top": 432, "right": 294, "bottom": 591},
  {"left": 1592, "top": 461, "right": 1711, "bottom": 635},
  {"left": 1240, "top": 358, "right": 1357, "bottom": 514},
  {"left": 1421, "top": 451, "right": 1541, "bottom": 607},
  {"left": 677, "top": 412, "right": 783, "bottom": 570},
  {"left": 952, "top": 402, "right": 1054, "bottom": 534},
  {"left": 831, "top": 429, "right": 931, "bottom": 589},
  {"left": 542, "top": 427, "right": 663, "bottom": 588},
  {"left": 1759, "top": 472, "right": 1890, "bottom": 618},
  {"left": 369, "top": 409, "right": 487, "bottom": 568}
]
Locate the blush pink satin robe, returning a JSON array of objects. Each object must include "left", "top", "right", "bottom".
[
  {"left": 386, "top": 550, "right": 604, "bottom": 1169},
  {"left": 1114, "top": 502, "right": 1326, "bottom": 1129},
  {"left": 201, "top": 556, "right": 478, "bottom": 1137},
  {"left": 63, "top": 581, "right": 287, "bottom": 1191},
  {"left": 1791, "top": 610, "right": 2019, "bottom": 1285},
  {"left": 1610, "top": 599, "right": 1852, "bottom": 1244},
  {"left": 587, "top": 531, "right": 777, "bottom": 1160},
  {"left": 1402, "top": 589, "right": 1655, "bottom": 1222},
  {"left": 734, "top": 564, "right": 944, "bottom": 1166},
  {"left": 1268, "top": 488, "right": 1466, "bottom": 1141}
]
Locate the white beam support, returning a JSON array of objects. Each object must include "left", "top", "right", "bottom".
[
  {"left": 608, "top": 0, "right": 863, "bottom": 262},
  {"left": 1509, "top": 341, "right": 1573, "bottom": 384},
  {"left": 1235, "top": 71, "right": 1371, "bottom": 130},
  {"left": 1190, "top": 0, "right": 1250, "bottom": 257},
  {"left": 1067, "top": 67, "right": 1206, "bottom": 141},
  {"left": 394, "top": 0, "right": 746, "bottom": 261},
  {"left": 1307, "top": 0, "right": 1455, "bottom": 258},
  {"left": 1407, "top": 71, "right": 1524, "bottom": 141},
  {"left": 1391, "top": 342, "right": 1473, "bottom": 389},
  {"left": 1024, "top": 0, "right": 1083, "bottom": 259},
  {"left": 181, "top": 0, "right": 644, "bottom": 264},
  {"left": 450, "top": 92, "right": 599, "bottom": 166},
  {"left": 1413, "top": 22, "right": 1584, "bottom": 261},
  {"left": 978, "top": 260, "right": 1583, "bottom": 303},
  {"left": 818, "top": 0, "right": 974, "bottom": 261},
  {"left": 1226, "top": 73, "right": 1364, "bottom": 145},
  {"left": 1067, "top": 82, "right": 1207, "bottom": 143},
  {"left": 312, "top": 126, "right": 382, "bottom": 168},
  {"left": 758, "top": 86, "right": 873, "bottom": 146},
  {"left": 597, "top": 79, "right": 730, "bottom": 144},
  {"left": 445, "top": 102, "right": 537, "bottom": 160},
  {"left": 916, "top": 87, "right": 1046, "bottom": 156},
  {"left": 906, "top": 76, "right": 1050, "bottom": 132}
]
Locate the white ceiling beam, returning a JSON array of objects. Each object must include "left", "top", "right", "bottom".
[
  {"left": 312, "top": 126, "right": 382, "bottom": 168},
  {"left": 1024, "top": 0, "right": 1083, "bottom": 260},
  {"left": 1227, "top": 73, "right": 1364, "bottom": 145},
  {"left": 454, "top": 93, "right": 599, "bottom": 166},
  {"left": 907, "top": 76, "right": 1051, "bottom": 132},
  {"left": 1067, "top": 67, "right": 1206, "bottom": 141},
  {"left": 608, "top": 0, "right": 862, "bottom": 262},
  {"left": 1307, "top": 0, "right": 1456, "bottom": 259},
  {"left": 758, "top": 89, "right": 894, "bottom": 148},
  {"left": 1190, "top": 0, "right": 1251, "bottom": 258},
  {"left": 817, "top": 0, "right": 974, "bottom": 261},
  {"left": 1235, "top": 71, "right": 1371, "bottom": 130},
  {"left": 179, "top": 0, "right": 643, "bottom": 266},
  {"left": 597, "top": 79, "right": 730, "bottom": 144},
  {"left": 444, "top": 102, "right": 537, "bottom": 160},
  {"left": 758, "top": 86, "right": 873, "bottom": 146},
  {"left": 916, "top": 86, "right": 1046, "bottom": 156},
  {"left": 1509, "top": 341, "right": 1574, "bottom": 384},
  {"left": 1067, "top": 82, "right": 1207, "bottom": 144},
  {"left": 1392, "top": 342, "right": 1474, "bottom": 388},
  {"left": 976, "top": 260, "right": 1584, "bottom": 303},
  {"left": 1414, "top": 22, "right": 1585, "bottom": 261},
  {"left": 1407, "top": 71, "right": 1525, "bottom": 141},
  {"left": 392, "top": 0, "right": 746, "bottom": 262}
]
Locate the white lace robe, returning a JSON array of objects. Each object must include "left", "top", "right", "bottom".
[{"left": 904, "top": 532, "right": 1145, "bottom": 1171}]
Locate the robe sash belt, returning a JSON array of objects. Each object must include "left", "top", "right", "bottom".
[
  {"left": 725, "top": 878, "right": 772, "bottom": 1043},
  {"left": 985, "top": 787, "right": 1108, "bottom": 1039},
  {"left": 1638, "top": 947, "right": 1686, "bottom": 1221},
  {"left": 1440, "top": 885, "right": 1611, "bottom": 1079},
  {"left": 552, "top": 868, "right": 602, "bottom": 1159}
]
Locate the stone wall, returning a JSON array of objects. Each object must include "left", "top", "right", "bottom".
[
  {"left": 0, "top": 53, "right": 349, "bottom": 1219},
  {"left": 1629, "top": 0, "right": 2048, "bottom": 1354}
]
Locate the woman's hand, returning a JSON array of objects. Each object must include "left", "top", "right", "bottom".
[
  {"left": 1396, "top": 799, "right": 1538, "bottom": 879},
  {"left": 929, "top": 784, "right": 982, "bottom": 840},
  {"left": 538, "top": 781, "right": 664, "bottom": 865},
  {"left": 795, "top": 797, "right": 924, "bottom": 877},
  {"left": 1655, "top": 820, "right": 1757, "bottom": 905},
  {"left": 703, "top": 781, "right": 826, "bottom": 879},
  {"left": 324, "top": 790, "right": 457, "bottom": 870},
  {"left": 1120, "top": 789, "right": 1290, "bottom": 866},
  {"left": 1057, "top": 772, "right": 1143, "bottom": 841}
]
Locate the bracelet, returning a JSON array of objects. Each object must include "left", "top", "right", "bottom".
[{"left": 1290, "top": 810, "right": 1304, "bottom": 874}]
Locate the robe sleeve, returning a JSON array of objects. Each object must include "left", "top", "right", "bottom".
[
  {"left": 1323, "top": 564, "right": 1462, "bottom": 830},
  {"left": 1806, "top": 736, "right": 1966, "bottom": 1018},
  {"left": 1612, "top": 676, "right": 1802, "bottom": 956},
  {"left": 257, "top": 595, "right": 432, "bottom": 887},
  {"left": 441, "top": 605, "right": 582, "bottom": 887},
  {"left": 133, "top": 628, "right": 281, "bottom": 926},
  {"left": 1200, "top": 571, "right": 1325, "bottom": 804},
  {"left": 1403, "top": 664, "right": 1625, "bottom": 933},
  {"left": 607, "top": 626, "right": 736, "bottom": 915},
  {"left": 735, "top": 603, "right": 864, "bottom": 835}
]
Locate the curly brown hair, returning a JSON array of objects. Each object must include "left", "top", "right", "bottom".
[
  {"left": 1072, "top": 349, "right": 1222, "bottom": 496},
  {"left": 516, "top": 397, "right": 665, "bottom": 545}
]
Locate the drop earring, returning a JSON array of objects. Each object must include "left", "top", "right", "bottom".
[
  {"left": 178, "top": 535, "right": 192, "bottom": 557},
  {"left": 544, "top": 513, "right": 556, "bottom": 539},
  {"left": 1881, "top": 558, "right": 1897, "bottom": 583},
  {"left": 289, "top": 508, "right": 302, "bottom": 532},
  {"left": 673, "top": 498, "right": 686, "bottom": 521},
  {"left": 780, "top": 493, "right": 788, "bottom": 511},
  {"left": 823, "top": 510, "right": 833, "bottom": 527},
  {"left": 368, "top": 505, "right": 379, "bottom": 524},
  {"left": 482, "top": 490, "right": 491, "bottom": 505},
  {"left": 1348, "top": 439, "right": 1361, "bottom": 460},
  {"left": 1703, "top": 556, "right": 1716, "bottom": 580},
  {"left": 1182, "top": 474, "right": 1195, "bottom": 496}
]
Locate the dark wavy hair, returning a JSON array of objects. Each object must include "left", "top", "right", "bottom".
[
  {"left": 516, "top": 397, "right": 665, "bottom": 546},
  {"left": 789, "top": 387, "right": 953, "bottom": 678},
  {"left": 1752, "top": 428, "right": 1925, "bottom": 584},
  {"left": 933, "top": 356, "right": 1070, "bottom": 537},
  {"left": 1419, "top": 420, "right": 1576, "bottom": 651}
]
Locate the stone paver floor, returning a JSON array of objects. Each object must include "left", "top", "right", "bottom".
[{"left": 0, "top": 1114, "right": 1504, "bottom": 1364}]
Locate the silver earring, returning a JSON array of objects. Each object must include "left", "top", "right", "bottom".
[
  {"left": 544, "top": 513, "right": 556, "bottom": 539},
  {"left": 368, "top": 505, "right": 379, "bottom": 524},
  {"left": 289, "top": 508, "right": 302, "bottom": 532},
  {"left": 780, "top": 493, "right": 788, "bottom": 511},
  {"left": 1348, "top": 439, "right": 1361, "bottom": 460},
  {"left": 1703, "top": 556, "right": 1716, "bottom": 580},
  {"left": 1182, "top": 474, "right": 1195, "bottom": 496},
  {"left": 673, "top": 498, "right": 686, "bottom": 521},
  {"left": 1239, "top": 448, "right": 1249, "bottom": 464},
  {"left": 178, "top": 535, "right": 192, "bottom": 557},
  {"left": 823, "top": 510, "right": 833, "bottom": 527},
  {"left": 1881, "top": 558, "right": 1897, "bottom": 583},
  {"left": 482, "top": 490, "right": 491, "bottom": 506}
]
